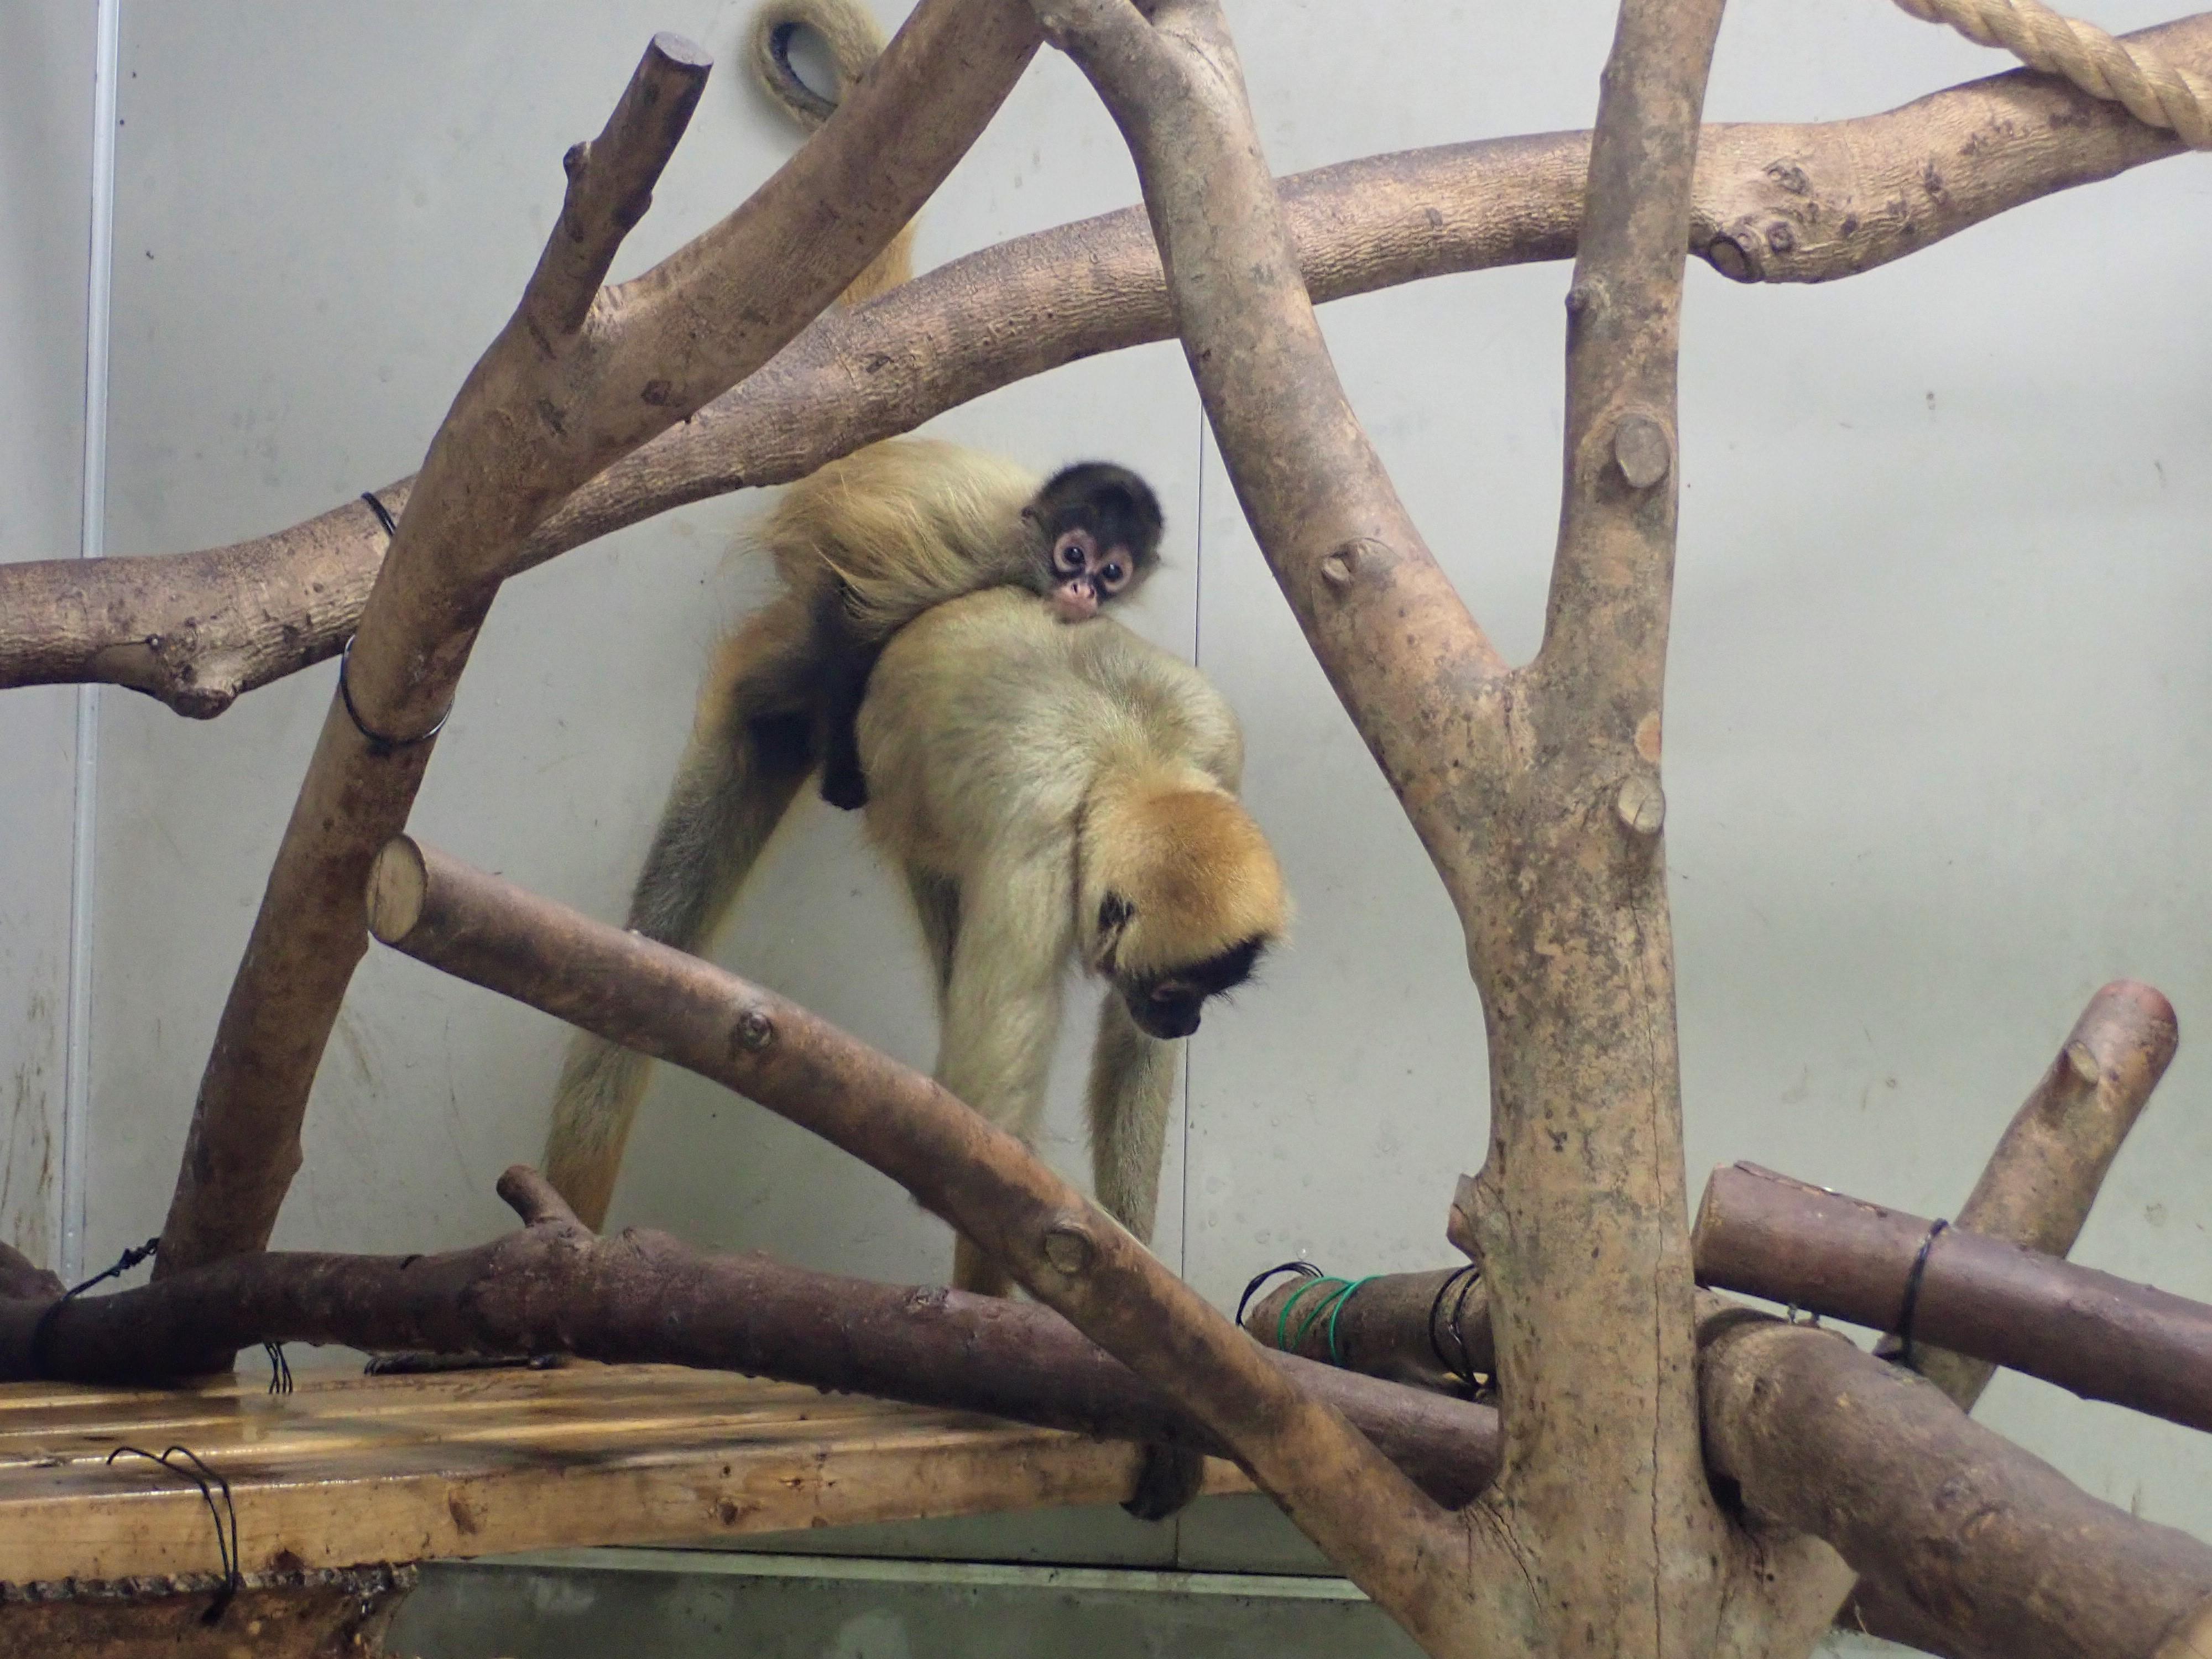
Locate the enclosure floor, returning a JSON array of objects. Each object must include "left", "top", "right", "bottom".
[{"left": 0, "top": 1363, "right": 1249, "bottom": 1583}]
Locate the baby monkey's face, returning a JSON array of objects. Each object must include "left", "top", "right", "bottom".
[
  {"left": 1048, "top": 524, "right": 1138, "bottom": 622},
  {"left": 1022, "top": 460, "right": 1165, "bottom": 624}
]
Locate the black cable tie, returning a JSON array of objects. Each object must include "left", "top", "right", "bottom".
[
  {"left": 338, "top": 635, "right": 450, "bottom": 757},
  {"left": 1887, "top": 1217, "right": 1950, "bottom": 1370},
  {"left": 1426, "top": 1264, "right": 1484, "bottom": 1386},
  {"left": 107, "top": 1444, "right": 240, "bottom": 1623},
  {"left": 29, "top": 1234, "right": 159, "bottom": 1378},
  {"left": 359, "top": 489, "right": 399, "bottom": 540},
  {"left": 1233, "top": 1260, "right": 1322, "bottom": 1331}
]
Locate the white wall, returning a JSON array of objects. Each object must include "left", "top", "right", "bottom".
[
  {"left": 0, "top": 1, "right": 97, "bottom": 1270},
  {"left": 9, "top": 0, "right": 2210, "bottom": 1604}
]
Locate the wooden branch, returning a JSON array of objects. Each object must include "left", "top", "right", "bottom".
[
  {"left": 1449, "top": 0, "right": 1730, "bottom": 1650},
  {"left": 1697, "top": 1161, "right": 2212, "bottom": 1437},
  {"left": 1891, "top": 978, "right": 2179, "bottom": 1402},
  {"left": 1242, "top": 1268, "right": 1492, "bottom": 1394},
  {"left": 1029, "top": 6, "right": 1526, "bottom": 1650},
  {"left": 1039, "top": 0, "right": 1510, "bottom": 909},
  {"left": 1693, "top": 983, "right": 2179, "bottom": 1657},
  {"left": 13, "top": 14, "right": 2204, "bottom": 716},
  {"left": 0, "top": 1170, "right": 1499, "bottom": 1511},
  {"left": 1237, "top": 978, "right": 2173, "bottom": 1411},
  {"left": 1700, "top": 1307, "right": 2212, "bottom": 1659},
  {"left": 153, "top": 6, "right": 1040, "bottom": 1280},
  {"left": 1838, "top": 983, "right": 2180, "bottom": 1659},
  {"left": 364, "top": 837, "right": 1474, "bottom": 1636}
]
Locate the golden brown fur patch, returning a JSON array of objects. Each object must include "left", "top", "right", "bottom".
[
  {"left": 1085, "top": 779, "right": 1286, "bottom": 978},
  {"left": 761, "top": 440, "right": 1044, "bottom": 639}
]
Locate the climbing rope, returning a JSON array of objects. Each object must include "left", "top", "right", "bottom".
[{"left": 1891, "top": 0, "right": 2212, "bottom": 148}]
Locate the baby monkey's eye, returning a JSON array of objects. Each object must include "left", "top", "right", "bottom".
[
  {"left": 1099, "top": 561, "right": 1126, "bottom": 589},
  {"left": 1053, "top": 530, "right": 1093, "bottom": 572}
]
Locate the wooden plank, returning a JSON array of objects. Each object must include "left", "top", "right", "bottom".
[{"left": 0, "top": 1365, "right": 1253, "bottom": 1584}]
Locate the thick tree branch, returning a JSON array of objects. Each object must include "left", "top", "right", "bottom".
[
  {"left": 1028, "top": 5, "right": 1526, "bottom": 1651},
  {"left": 1037, "top": 0, "right": 1508, "bottom": 910},
  {"left": 1717, "top": 980, "right": 2178, "bottom": 1656},
  {"left": 9, "top": 15, "right": 2207, "bottom": 715},
  {"left": 0, "top": 1171, "right": 1500, "bottom": 1511},
  {"left": 154, "top": 4, "right": 1040, "bottom": 1280},
  {"left": 1697, "top": 1161, "right": 2212, "bottom": 1437},
  {"left": 364, "top": 836, "right": 1477, "bottom": 1646},
  {"left": 1700, "top": 1308, "right": 2212, "bottom": 1659},
  {"left": 1447, "top": 1, "right": 1734, "bottom": 1653}
]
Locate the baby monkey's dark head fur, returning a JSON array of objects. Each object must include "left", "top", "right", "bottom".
[{"left": 1021, "top": 462, "right": 1165, "bottom": 623}]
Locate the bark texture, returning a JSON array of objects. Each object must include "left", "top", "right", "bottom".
[
  {"left": 0, "top": 1171, "right": 1499, "bottom": 1512},
  {"left": 366, "top": 836, "right": 1465, "bottom": 1640},
  {"left": 1701, "top": 1310, "right": 2212, "bottom": 1659},
  {"left": 1243, "top": 1267, "right": 1493, "bottom": 1394},
  {"left": 1697, "top": 1161, "right": 2212, "bottom": 1435},
  {"left": 5, "top": 13, "right": 2204, "bottom": 715},
  {"left": 154, "top": 6, "right": 1040, "bottom": 1279}
]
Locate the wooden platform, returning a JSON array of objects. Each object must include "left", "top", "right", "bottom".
[{"left": 0, "top": 1363, "right": 1250, "bottom": 1585}]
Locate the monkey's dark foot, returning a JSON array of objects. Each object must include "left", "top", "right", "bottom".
[
  {"left": 363, "top": 1350, "right": 568, "bottom": 1376},
  {"left": 1121, "top": 1442, "right": 1208, "bottom": 1522},
  {"left": 819, "top": 767, "right": 870, "bottom": 811}
]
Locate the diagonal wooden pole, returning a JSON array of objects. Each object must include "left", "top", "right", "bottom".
[{"left": 155, "top": 4, "right": 1041, "bottom": 1278}]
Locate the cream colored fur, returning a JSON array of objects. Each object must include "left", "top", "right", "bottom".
[
  {"left": 764, "top": 439, "right": 1045, "bottom": 638},
  {"left": 859, "top": 589, "right": 1286, "bottom": 1290}
]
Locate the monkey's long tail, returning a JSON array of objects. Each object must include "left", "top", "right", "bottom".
[
  {"left": 542, "top": 598, "right": 817, "bottom": 1229},
  {"left": 748, "top": 0, "right": 914, "bottom": 305}
]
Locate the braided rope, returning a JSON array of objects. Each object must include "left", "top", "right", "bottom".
[{"left": 1891, "top": 0, "right": 2212, "bottom": 147}]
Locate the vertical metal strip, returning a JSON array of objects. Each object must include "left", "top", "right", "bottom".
[{"left": 62, "top": 0, "right": 123, "bottom": 1281}]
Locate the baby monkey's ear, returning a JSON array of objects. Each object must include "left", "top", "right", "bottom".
[{"left": 1019, "top": 502, "right": 1044, "bottom": 531}]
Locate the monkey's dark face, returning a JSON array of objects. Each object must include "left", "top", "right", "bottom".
[
  {"left": 1120, "top": 936, "right": 1266, "bottom": 1041},
  {"left": 1026, "top": 461, "right": 1165, "bottom": 625}
]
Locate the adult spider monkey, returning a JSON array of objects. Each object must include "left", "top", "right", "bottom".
[
  {"left": 545, "top": 583, "right": 1287, "bottom": 1295},
  {"left": 539, "top": 5, "right": 1283, "bottom": 1520}
]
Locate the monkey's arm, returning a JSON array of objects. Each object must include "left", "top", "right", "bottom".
[
  {"left": 542, "top": 593, "right": 818, "bottom": 1229},
  {"left": 1083, "top": 992, "right": 1182, "bottom": 1245},
  {"left": 815, "top": 628, "right": 881, "bottom": 811}
]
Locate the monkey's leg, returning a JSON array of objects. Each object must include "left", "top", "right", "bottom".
[
  {"left": 542, "top": 596, "right": 817, "bottom": 1229},
  {"left": 934, "top": 858, "right": 1071, "bottom": 1296},
  {"left": 1083, "top": 993, "right": 1182, "bottom": 1244}
]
